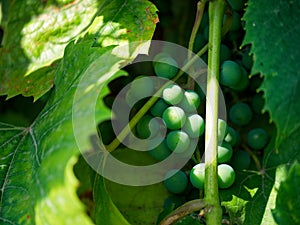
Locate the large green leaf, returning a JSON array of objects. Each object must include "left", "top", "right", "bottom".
[
  {"left": 221, "top": 1, "right": 300, "bottom": 224},
  {"left": 0, "top": 0, "right": 158, "bottom": 100},
  {"left": 0, "top": 0, "right": 158, "bottom": 224},
  {"left": 0, "top": 0, "right": 100, "bottom": 100},
  {"left": 272, "top": 162, "right": 300, "bottom": 225}
]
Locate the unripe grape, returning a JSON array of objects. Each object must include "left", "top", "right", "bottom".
[
  {"left": 220, "top": 44, "right": 231, "bottom": 63},
  {"left": 162, "top": 84, "right": 184, "bottom": 105},
  {"left": 183, "top": 114, "right": 205, "bottom": 138},
  {"left": 247, "top": 128, "right": 269, "bottom": 150},
  {"left": 231, "top": 150, "right": 251, "bottom": 170},
  {"left": 150, "top": 99, "right": 169, "bottom": 117},
  {"left": 136, "top": 115, "right": 160, "bottom": 139},
  {"left": 220, "top": 60, "right": 242, "bottom": 87},
  {"left": 218, "top": 142, "right": 233, "bottom": 163},
  {"left": 224, "top": 127, "right": 238, "bottom": 147},
  {"left": 178, "top": 90, "right": 201, "bottom": 113},
  {"left": 190, "top": 163, "right": 205, "bottom": 189},
  {"left": 148, "top": 140, "right": 171, "bottom": 161},
  {"left": 167, "top": 130, "right": 190, "bottom": 153},
  {"left": 162, "top": 106, "right": 186, "bottom": 130},
  {"left": 130, "top": 76, "right": 154, "bottom": 99},
  {"left": 217, "top": 164, "right": 236, "bottom": 189},
  {"left": 164, "top": 170, "right": 188, "bottom": 194},
  {"left": 229, "top": 102, "right": 253, "bottom": 126},
  {"left": 154, "top": 54, "right": 178, "bottom": 79},
  {"left": 218, "top": 119, "right": 228, "bottom": 143}
]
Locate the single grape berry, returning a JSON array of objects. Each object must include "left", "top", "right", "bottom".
[
  {"left": 231, "top": 66, "right": 249, "bottom": 91},
  {"left": 148, "top": 140, "right": 171, "bottom": 161},
  {"left": 162, "top": 106, "right": 186, "bottom": 130},
  {"left": 231, "top": 150, "right": 251, "bottom": 170},
  {"left": 190, "top": 163, "right": 205, "bottom": 189},
  {"left": 150, "top": 99, "right": 169, "bottom": 117},
  {"left": 167, "top": 130, "right": 190, "bottom": 153},
  {"left": 220, "top": 60, "right": 242, "bottom": 87},
  {"left": 130, "top": 76, "right": 154, "bottom": 99},
  {"left": 229, "top": 102, "right": 253, "bottom": 126},
  {"left": 178, "top": 90, "right": 201, "bottom": 113},
  {"left": 218, "top": 119, "right": 228, "bottom": 143},
  {"left": 220, "top": 44, "right": 231, "bottom": 63},
  {"left": 247, "top": 128, "right": 268, "bottom": 150},
  {"left": 162, "top": 84, "right": 184, "bottom": 105},
  {"left": 217, "top": 142, "right": 233, "bottom": 163},
  {"left": 164, "top": 170, "right": 188, "bottom": 194},
  {"left": 183, "top": 114, "right": 205, "bottom": 138},
  {"left": 224, "top": 127, "right": 238, "bottom": 147},
  {"left": 154, "top": 54, "right": 178, "bottom": 79},
  {"left": 136, "top": 115, "right": 160, "bottom": 139},
  {"left": 217, "top": 164, "right": 236, "bottom": 189}
]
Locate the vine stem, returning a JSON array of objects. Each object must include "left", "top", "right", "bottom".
[{"left": 204, "top": 0, "right": 225, "bottom": 225}]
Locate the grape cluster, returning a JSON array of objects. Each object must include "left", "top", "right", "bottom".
[{"left": 98, "top": 0, "right": 274, "bottom": 220}]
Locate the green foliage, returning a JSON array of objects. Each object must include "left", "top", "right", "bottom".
[
  {"left": 0, "top": 1, "right": 158, "bottom": 225},
  {"left": 272, "top": 162, "right": 300, "bottom": 225}
]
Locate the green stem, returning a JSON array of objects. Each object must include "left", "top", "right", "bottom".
[
  {"left": 188, "top": 0, "right": 208, "bottom": 60},
  {"left": 204, "top": 1, "right": 225, "bottom": 225}
]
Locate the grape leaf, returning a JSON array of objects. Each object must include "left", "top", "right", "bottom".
[
  {"left": 0, "top": 0, "right": 158, "bottom": 224},
  {"left": 243, "top": 0, "right": 300, "bottom": 163},
  {"left": 272, "top": 162, "right": 300, "bottom": 225},
  {"left": 0, "top": 0, "right": 100, "bottom": 100},
  {"left": 221, "top": 1, "right": 300, "bottom": 224},
  {"left": 0, "top": 0, "right": 158, "bottom": 100},
  {"left": 104, "top": 148, "right": 169, "bottom": 225}
]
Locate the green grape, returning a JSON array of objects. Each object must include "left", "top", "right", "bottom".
[
  {"left": 167, "top": 130, "right": 190, "bottom": 153},
  {"left": 164, "top": 170, "right": 188, "bottom": 194},
  {"left": 231, "top": 150, "right": 251, "bottom": 170},
  {"left": 218, "top": 142, "right": 233, "bottom": 163},
  {"left": 148, "top": 140, "right": 171, "bottom": 161},
  {"left": 154, "top": 54, "right": 178, "bottom": 79},
  {"left": 97, "top": 120, "right": 115, "bottom": 145},
  {"left": 231, "top": 66, "right": 249, "bottom": 91},
  {"left": 227, "top": 0, "right": 246, "bottom": 11},
  {"left": 162, "top": 84, "right": 184, "bottom": 105},
  {"left": 162, "top": 106, "right": 186, "bottom": 130},
  {"left": 218, "top": 119, "right": 228, "bottom": 143},
  {"left": 229, "top": 102, "right": 253, "bottom": 126},
  {"left": 217, "top": 164, "right": 236, "bottom": 189},
  {"left": 136, "top": 115, "right": 160, "bottom": 139},
  {"left": 251, "top": 93, "right": 265, "bottom": 114},
  {"left": 224, "top": 126, "right": 238, "bottom": 147},
  {"left": 189, "top": 163, "right": 205, "bottom": 189},
  {"left": 220, "top": 44, "right": 231, "bottom": 63},
  {"left": 178, "top": 90, "right": 201, "bottom": 113},
  {"left": 220, "top": 60, "right": 242, "bottom": 87},
  {"left": 242, "top": 50, "right": 253, "bottom": 70},
  {"left": 247, "top": 128, "right": 269, "bottom": 150},
  {"left": 194, "top": 84, "right": 206, "bottom": 101},
  {"left": 150, "top": 99, "right": 169, "bottom": 117},
  {"left": 183, "top": 114, "right": 205, "bottom": 138},
  {"left": 130, "top": 76, "right": 154, "bottom": 99}
]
